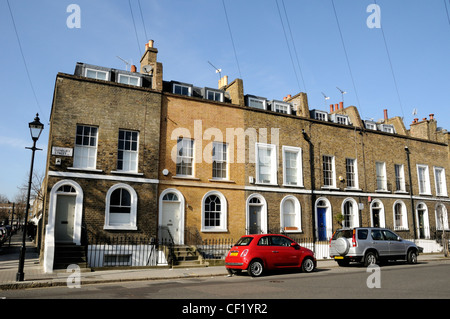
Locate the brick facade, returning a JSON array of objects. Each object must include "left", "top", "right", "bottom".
[{"left": 40, "top": 41, "right": 450, "bottom": 270}]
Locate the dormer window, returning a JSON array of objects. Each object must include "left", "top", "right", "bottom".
[
  {"left": 246, "top": 95, "right": 267, "bottom": 110},
  {"left": 334, "top": 114, "right": 349, "bottom": 125},
  {"left": 379, "top": 124, "right": 395, "bottom": 134},
  {"left": 85, "top": 68, "right": 108, "bottom": 81},
  {"left": 118, "top": 74, "right": 141, "bottom": 87},
  {"left": 364, "top": 121, "right": 377, "bottom": 130},
  {"left": 271, "top": 100, "right": 291, "bottom": 114},
  {"left": 172, "top": 82, "right": 192, "bottom": 96},
  {"left": 311, "top": 110, "right": 328, "bottom": 121},
  {"left": 205, "top": 88, "right": 224, "bottom": 102}
]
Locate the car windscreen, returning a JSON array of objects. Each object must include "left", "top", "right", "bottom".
[
  {"left": 234, "top": 237, "right": 253, "bottom": 246},
  {"left": 332, "top": 229, "right": 353, "bottom": 240}
]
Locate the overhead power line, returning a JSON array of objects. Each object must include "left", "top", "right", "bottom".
[
  {"left": 6, "top": 0, "right": 42, "bottom": 115},
  {"left": 331, "top": 0, "right": 361, "bottom": 109},
  {"left": 221, "top": 0, "right": 242, "bottom": 79},
  {"left": 128, "top": 0, "right": 142, "bottom": 56},
  {"left": 137, "top": 0, "right": 149, "bottom": 41}
]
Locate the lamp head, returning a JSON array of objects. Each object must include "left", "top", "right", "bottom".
[{"left": 29, "top": 113, "right": 44, "bottom": 141}]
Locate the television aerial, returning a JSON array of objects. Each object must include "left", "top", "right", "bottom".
[
  {"left": 117, "top": 56, "right": 131, "bottom": 71},
  {"left": 336, "top": 87, "right": 347, "bottom": 103},
  {"left": 208, "top": 61, "right": 222, "bottom": 78}
]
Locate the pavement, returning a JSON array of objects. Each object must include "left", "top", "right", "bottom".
[{"left": 0, "top": 230, "right": 447, "bottom": 291}]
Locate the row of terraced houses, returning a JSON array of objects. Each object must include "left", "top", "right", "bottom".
[{"left": 38, "top": 41, "right": 450, "bottom": 272}]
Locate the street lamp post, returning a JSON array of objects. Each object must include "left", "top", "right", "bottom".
[{"left": 16, "top": 114, "right": 44, "bottom": 282}]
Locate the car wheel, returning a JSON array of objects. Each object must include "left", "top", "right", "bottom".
[
  {"left": 247, "top": 260, "right": 264, "bottom": 277},
  {"left": 364, "top": 251, "right": 378, "bottom": 267},
  {"left": 407, "top": 250, "right": 418, "bottom": 264},
  {"left": 301, "top": 257, "right": 315, "bottom": 273}
]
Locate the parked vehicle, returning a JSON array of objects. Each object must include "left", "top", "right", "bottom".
[
  {"left": 225, "top": 234, "right": 316, "bottom": 277},
  {"left": 329, "top": 227, "right": 421, "bottom": 267},
  {"left": 0, "top": 227, "right": 8, "bottom": 245}
]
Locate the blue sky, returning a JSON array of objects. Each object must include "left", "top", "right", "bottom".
[{"left": 1, "top": 0, "right": 449, "bottom": 201}]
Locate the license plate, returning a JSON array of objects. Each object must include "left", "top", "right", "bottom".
[
  {"left": 230, "top": 252, "right": 238, "bottom": 257},
  {"left": 334, "top": 256, "right": 344, "bottom": 260}
]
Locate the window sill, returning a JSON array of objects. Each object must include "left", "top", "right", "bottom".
[
  {"left": 344, "top": 188, "right": 362, "bottom": 192},
  {"left": 68, "top": 167, "right": 103, "bottom": 173},
  {"left": 282, "top": 183, "right": 304, "bottom": 188},
  {"left": 375, "top": 189, "right": 390, "bottom": 193},
  {"left": 394, "top": 190, "right": 409, "bottom": 194},
  {"left": 418, "top": 193, "right": 432, "bottom": 196},
  {"left": 173, "top": 175, "right": 200, "bottom": 181},
  {"left": 201, "top": 228, "right": 228, "bottom": 233},
  {"left": 209, "top": 179, "right": 235, "bottom": 183},
  {"left": 104, "top": 225, "right": 137, "bottom": 230},
  {"left": 321, "top": 186, "right": 339, "bottom": 190},
  {"left": 111, "top": 171, "right": 144, "bottom": 176},
  {"left": 255, "top": 182, "right": 278, "bottom": 187}
]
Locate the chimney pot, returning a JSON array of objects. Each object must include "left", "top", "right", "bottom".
[
  {"left": 330, "top": 104, "right": 334, "bottom": 113},
  {"left": 148, "top": 40, "right": 154, "bottom": 48},
  {"left": 384, "top": 109, "right": 388, "bottom": 120},
  {"left": 429, "top": 114, "right": 434, "bottom": 120},
  {"left": 423, "top": 118, "right": 427, "bottom": 121},
  {"left": 339, "top": 101, "right": 343, "bottom": 110},
  {"left": 335, "top": 104, "right": 339, "bottom": 111},
  {"left": 131, "top": 65, "right": 137, "bottom": 72}
]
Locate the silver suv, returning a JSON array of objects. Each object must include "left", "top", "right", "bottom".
[{"left": 329, "top": 227, "right": 421, "bottom": 267}]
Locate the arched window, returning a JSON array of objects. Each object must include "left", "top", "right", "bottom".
[
  {"left": 393, "top": 200, "right": 408, "bottom": 231},
  {"left": 104, "top": 184, "right": 137, "bottom": 230},
  {"left": 201, "top": 191, "right": 227, "bottom": 232},
  {"left": 436, "top": 204, "right": 449, "bottom": 230},
  {"left": 280, "top": 196, "right": 301, "bottom": 233},
  {"left": 342, "top": 198, "right": 359, "bottom": 228}
]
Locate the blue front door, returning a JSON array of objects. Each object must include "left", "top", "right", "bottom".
[{"left": 318, "top": 208, "right": 327, "bottom": 241}]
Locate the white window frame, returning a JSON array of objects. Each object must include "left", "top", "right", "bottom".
[
  {"left": 282, "top": 146, "right": 303, "bottom": 187},
  {"left": 376, "top": 161, "right": 387, "bottom": 191},
  {"left": 417, "top": 164, "right": 431, "bottom": 195},
  {"left": 104, "top": 183, "right": 138, "bottom": 230},
  {"left": 435, "top": 204, "right": 449, "bottom": 231},
  {"left": 116, "top": 129, "right": 139, "bottom": 173},
  {"left": 393, "top": 200, "right": 408, "bottom": 231},
  {"left": 255, "top": 143, "right": 277, "bottom": 185},
  {"left": 176, "top": 138, "right": 195, "bottom": 177},
  {"left": 342, "top": 198, "right": 359, "bottom": 229},
  {"left": 173, "top": 83, "right": 192, "bottom": 96},
  {"left": 335, "top": 114, "right": 349, "bottom": 125},
  {"left": 314, "top": 111, "right": 328, "bottom": 121},
  {"left": 212, "top": 142, "right": 228, "bottom": 180},
  {"left": 272, "top": 101, "right": 291, "bottom": 114},
  {"left": 345, "top": 158, "right": 359, "bottom": 189},
  {"left": 118, "top": 74, "right": 141, "bottom": 87},
  {"left": 379, "top": 124, "right": 395, "bottom": 134},
  {"left": 280, "top": 195, "right": 302, "bottom": 233},
  {"left": 201, "top": 191, "right": 228, "bottom": 232},
  {"left": 365, "top": 121, "right": 377, "bottom": 130},
  {"left": 247, "top": 97, "right": 267, "bottom": 110},
  {"left": 85, "top": 68, "right": 108, "bottom": 81},
  {"left": 206, "top": 89, "right": 224, "bottom": 102},
  {"left": 322, "top": 155, "right": 336, "bottom": 188},
  {"left": 394, "top": 164, "right": 406, "bottom": 192},
  {"left": 434, "top": 167, "right": 448, "bottom": 197},
  {"left": 73, "top": 125, "right": 98, "bottom": 170}
]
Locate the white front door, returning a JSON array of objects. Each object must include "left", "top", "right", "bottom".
[
  {"left": 55, "top": 195, "right": 76, "bottom": 243},
  {"left": 162, "top": 200, "right": 181, "bottom": 244}
]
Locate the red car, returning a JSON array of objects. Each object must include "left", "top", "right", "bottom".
[{"left": 225, "top": 234, "right": 316, "bottom": 277}]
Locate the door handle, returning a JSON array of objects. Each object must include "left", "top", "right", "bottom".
[{"left": 272, "top": 251, "right": 279, "bottom": 253}]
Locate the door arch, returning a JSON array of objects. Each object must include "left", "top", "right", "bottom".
[
  {"left": 370, "top": 199, "right": 385, "bottom": 228},
  {"left": 315, "top": 197, "right": 332, "bottom": 241},
  {"left": 159, "top": 188, "right": 185, "bottom": 245},
  {"left": 415, "top": 202, "right": 430, "bottom": 239},
  {"left": 246, "top": 194, "right": 267, "bottom": 234},
  {"left": 44, "top": 180, "right": 83, "bottom": 273}
]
